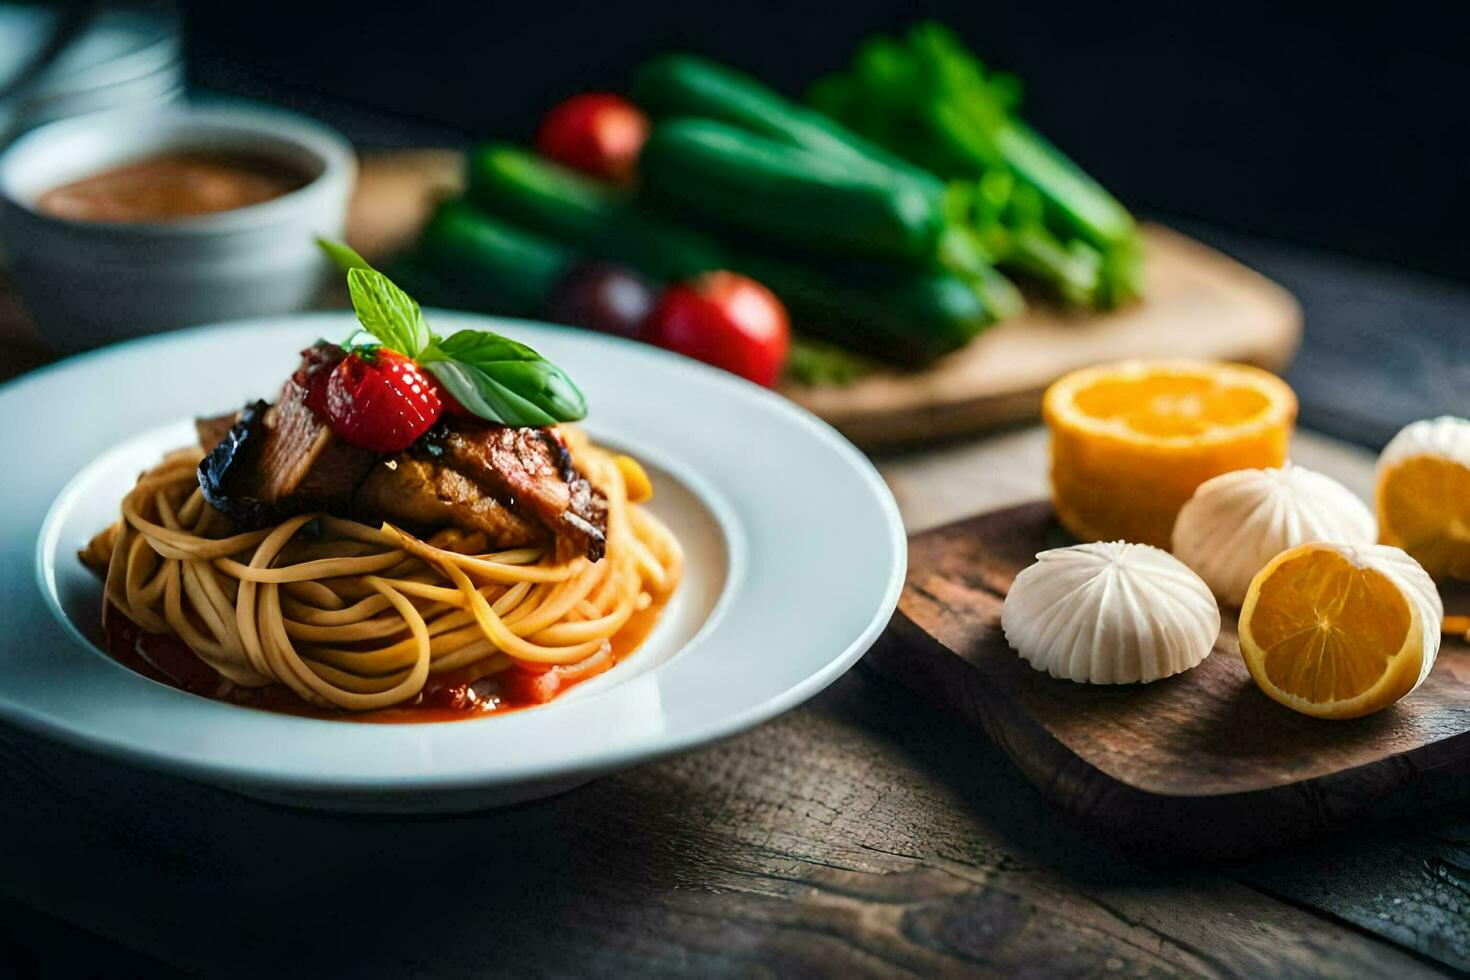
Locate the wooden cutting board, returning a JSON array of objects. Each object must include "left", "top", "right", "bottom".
[
  {"left": 786, "top": 224, "right": 1301, "bottom": 448},
  {"left": 344, "top": 154, "right": 1301, "bottom": 448},
  {"left": 1, "top": 154, "right": 1301, "bottom": 447},
  {"left": 869, "top": 500, "right": 1470, "bottom": 863}
]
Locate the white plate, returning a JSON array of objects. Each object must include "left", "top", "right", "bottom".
[{"left": 0, "top": 312, "right": 906, "bottom": 812}]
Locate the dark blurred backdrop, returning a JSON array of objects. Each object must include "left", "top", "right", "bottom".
[{"left": 182, "top": 1, "right": 1470, "bottom": 283}]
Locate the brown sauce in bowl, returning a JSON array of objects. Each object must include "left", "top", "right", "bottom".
[{"left": 34, "top": 151, "right": 311, "bottom": 223}]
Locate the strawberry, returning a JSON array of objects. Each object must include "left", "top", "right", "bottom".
[{"left": 320, "top": 348, "right": 443, "bottom": 453}]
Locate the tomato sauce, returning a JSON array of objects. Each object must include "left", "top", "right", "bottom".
[
  {"left": 35, "top": 152, "right": 310, "bottom": 223},
  {"left": 100, "top": 599, "right": 666, "bottom": 723}
]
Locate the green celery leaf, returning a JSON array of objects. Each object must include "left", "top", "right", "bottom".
[{"left": 785, "top": 337, "right": 876, "bottom": 386}]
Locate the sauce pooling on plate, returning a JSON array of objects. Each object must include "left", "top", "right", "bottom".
[
  {"left": 101, "top": 597, "right": 668, "bottom": 723},
  {"left": 34, "top": 152, "right": 310, "bottom": 223}
]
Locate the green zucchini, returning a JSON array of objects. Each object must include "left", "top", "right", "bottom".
[
  {"left": 632, "top": 52, "right": 940, "bottom": 192},
  {"left": 414, "top": 199, "right": 575, "bottom": 316},
  {"left": 743, "top": 257, "right": 993, "bottom": 365},
  {"left": 465, "top": 143, "right": 727, "bottom": 280},
  {"left": 640, "top": 118, "right": 947, "bottom": 264},
  {"left": 453, "top": 148, "right": 991, "bottom": 364}
]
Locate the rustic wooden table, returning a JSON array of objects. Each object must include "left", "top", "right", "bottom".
[
  {"left": 0, "top": 412, "right": 1465, "bottom": 976},
  {"left": 1, "top": 152, "right": 1468, "bottom": 977}
]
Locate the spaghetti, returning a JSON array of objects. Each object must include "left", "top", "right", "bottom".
[{"left": 84, "top": 430, "right": 682, "bottom": 714}]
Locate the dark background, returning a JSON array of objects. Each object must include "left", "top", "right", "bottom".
[{"left": 183, "top": 0, "right": 1470, "bottom": 283}]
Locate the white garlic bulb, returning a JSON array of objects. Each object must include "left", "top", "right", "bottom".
[
  {"left": 1172, "top": 464, "right": 1376, "bottom": 606},
  {"left": 1002, "top": 541, "right": 1221, "bottom": 684}
]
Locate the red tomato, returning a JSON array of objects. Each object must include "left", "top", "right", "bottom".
[
  {"left": 501, "top": 650, "right": 615, "bottom": 705},
  {"left": 535, "top": 93, "right": 649, "bottom": 183},
  {"left": 644, "top": 272, "right": 790, "bottom": 386},
  {"left": 500, "top": 666, "right": 566, "bottom": 705}
]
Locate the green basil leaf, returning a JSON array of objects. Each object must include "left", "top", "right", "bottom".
[
  {"left": 425, "top": 328, "right": 587, "bottom": 423},
  {"left": 424, "top": 359, "right": 559, "bottom": 428},
  {"left": 316, "top": 237, "right": 374, "bottom": 273},
  {"left": 484, "top": 359, "right": 588, "bottom": 420},
  {"left": 346, "top": 268, "right": 430, "bottom": 358},
  {"left": 434, "top": 330, "right": 542, "bottom": 364}
]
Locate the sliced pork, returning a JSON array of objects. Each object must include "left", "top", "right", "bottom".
[
  {"left": 432, "top": 423, "right": 609, "bottom": 561},
  {"left": 353, "top": 455, "right": 544, "bottom": 549},
  {"left": 196, "top": 343, "right": 609, "bottom": 560}
]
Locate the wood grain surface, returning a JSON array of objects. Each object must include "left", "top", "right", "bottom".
[
  {"left": 1, "top": 150, "right": 1465, "bottom": 973},
  {"left": 783, "top": 224, "right": 1302, "bottom": 448},
  {"left": 0, "top": 427, "right": 1464, "bottom": 975},
  {"left": 0, "top": 669, "right": 1453, "bottom": 979},
  {"left": 876, "top": 500, "right": 1470, "bottom": 862}
]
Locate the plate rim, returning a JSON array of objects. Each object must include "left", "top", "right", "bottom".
[{"left": 0, "top": 310, "right": 907, "bottom": 799}]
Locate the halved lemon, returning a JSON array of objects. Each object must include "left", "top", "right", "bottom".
[
  {"left": 1376, "top": 416, "right": 1470, "bottom": 581},
  {"left": 1238, "top": 542, "right": 1442, "bottom": 719},
  {"left": 1043, "top": 361, "right": 1297, "bottom": 548}
]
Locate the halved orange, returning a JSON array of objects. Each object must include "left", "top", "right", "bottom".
[
  {"left": 1238, "top": 542, "right": 1442, "bottom": 719},
  {"left": 1376, "top": 417, "right": 1470, "bottom": 581},
  {"left": 1043, "top": 360, "right": 1297, "bottom": 548}
]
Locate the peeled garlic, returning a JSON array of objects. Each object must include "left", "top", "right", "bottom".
[
  {"left": 1002, "top": 541, "right": 1220, "bottom": 684},
  {"left": 1172, "top": 464, "right": 1376, "bottom": 606}
]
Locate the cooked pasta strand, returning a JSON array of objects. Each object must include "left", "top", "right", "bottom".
[{"left": 90, "top": 434, "right": 680, "bottom": 711}]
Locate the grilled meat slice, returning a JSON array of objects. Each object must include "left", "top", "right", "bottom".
[
  {"left": 196, "top": 345, "right": 376, "bottom": 528},
  {"left": 195, "top": 411, "right": 241, "bottom": 453},
  {"left": 195, "top": 344, "right": 609, "bottom": 559},
  {"left": 353, "top": 456, "right": 545, "bottom": 548},
  {"left": 197, "top": 400, "right": 276, "bottom": 527},
  {"left": 432, "top": 423, "right": 608, "bottom": 561},
  {"left": 253, "top": 346, "right": 376, "bottom": 506},
  {"left": 252, "top": 384, "right": 377, "bottom": 506}
]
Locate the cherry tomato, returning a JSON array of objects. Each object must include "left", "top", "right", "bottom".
[
  {"left": 535, "top": 93, "right": 648, "bottom": 183},
  {"left": 545, "top": 261, "right": 657, "bottom": 339},
  {"left": 644, "top": 271, "right": 790, "bottom": 387}
]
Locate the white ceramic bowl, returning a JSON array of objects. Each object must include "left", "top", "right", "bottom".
[{"left": 0, "top": 104, "right": 356, "bottom": 352}]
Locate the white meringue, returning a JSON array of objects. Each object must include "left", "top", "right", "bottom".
[
  {"left": 1001, "top": 541, "right": 1221, "bottom": 684},
  {"left": 1172, "top": 464, "right": 1376, "bottom": 606}
]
